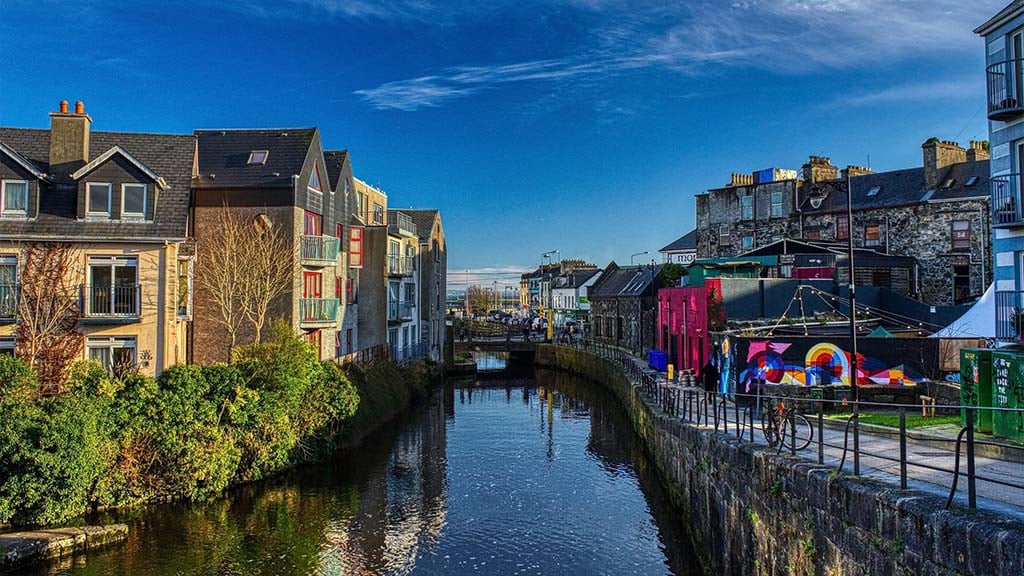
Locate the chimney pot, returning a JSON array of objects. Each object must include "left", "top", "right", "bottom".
[
  {"left": 59, "top": 100, "right": 68, "bottom": 114},
  {"left": 74, "top": 101, "right": 84, "bottom": 114}
]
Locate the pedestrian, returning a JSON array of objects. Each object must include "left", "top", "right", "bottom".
[{"left": 701, "top": 359, "right": 719, "bottom": 393}]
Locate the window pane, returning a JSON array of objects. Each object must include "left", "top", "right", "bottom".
[
  {"left": 4, "top": 182, "right": 27, "bottom": 212},
  {"left": 123, "top": 184, "right": 145, "bottom": 215},
  {"left": 89, "top": 346, "right": 111, "bottom": 370},
  {"left": 88, "top": 184, "right": 109, "bottom": 213}
]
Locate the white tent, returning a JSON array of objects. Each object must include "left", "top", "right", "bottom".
[{"left": 931, "top": 284, "right": 995, "bottom": 339}]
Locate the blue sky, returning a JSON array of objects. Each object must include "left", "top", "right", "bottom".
[{"left": 0, "top": 0, "right": 1006, "bottom": 289}]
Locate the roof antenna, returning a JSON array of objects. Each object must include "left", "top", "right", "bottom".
[{"left": 867, "top": 154, "right": 871, "bottom": 169}]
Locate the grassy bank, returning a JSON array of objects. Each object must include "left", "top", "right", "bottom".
[
  {"left": 825, "top": 412, "right": 960, "bottom": 429},
  {"left": 0, "top": 323, "right": 434, "bottom": 528}
]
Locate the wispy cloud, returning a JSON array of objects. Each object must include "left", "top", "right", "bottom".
[
  {"left": 829, "top": 78, "right": 984, "bottom": 108},
  {"left": 351, "top": 0, "right": 1003, "bottom": 111}
]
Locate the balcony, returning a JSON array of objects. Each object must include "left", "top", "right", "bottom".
[
  {"left": 993, "top": 174, "right": 1024, "bottom": 228},
  {"left": 387, "top": 254, "right": 416, "bottom": 277},
  {"left": 996, "top": 290, "right": 1024, "bottom": 340},
  {"left": 299, "top": 297, "right": 339, "bottom": 326},
  {"left": 0, "top": 283, "right": 17, "bottom": 322},
  {"left": 82, "top": 284, "right": 141, "bottom": 322},
  {"left": 388, "top": 212, "right": 418, "bottom": 238},
  {"left": 300, "top": 235, "right": 340, "bottom": 266},
  {"left": 388, "top": 300, "right": 415, "bottom": 323},
  {"left": 987, "top": 59, "right": 1024, "bottom": 121}
]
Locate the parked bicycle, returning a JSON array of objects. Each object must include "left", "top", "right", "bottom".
[{"left": 761, "top": 400, "right": 813, "bottom": 451}]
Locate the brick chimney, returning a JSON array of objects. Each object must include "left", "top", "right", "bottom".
[
  {"left": 801, "top": 156, "right": 837, "bottom": 183},
  {"left": 840, "top": 165, "right": 874, "bottom": 180},
  {"left": 967, "top": 140, "right": 990, "bottom": 162},
  {"left": 922, "top": 138, "right": 966, "bottom": 189},
  {"left": 49, "top": 100, "right": 91, "bottom": 180}
]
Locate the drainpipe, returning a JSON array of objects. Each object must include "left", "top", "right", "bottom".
[{"left": 979, "top": 203, "right": 987, "bottom": 293}]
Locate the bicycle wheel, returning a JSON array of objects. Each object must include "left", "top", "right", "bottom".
[
  {"left": 781, "top": 413, "right": 814, "bottom": 451},
  {"left": 761, "top": 412, "right": 780, "bottom": 446}
]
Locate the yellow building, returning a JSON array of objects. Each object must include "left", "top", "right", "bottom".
[{"left": 0, "top": 101, "right": 193, "bottom": 378}]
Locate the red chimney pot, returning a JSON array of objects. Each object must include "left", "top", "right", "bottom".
[
  {"left": 74, "top": 101, "right": 84, "bottom": 114},
  {"left": 59, "top": 100, "right": 68, "bottom": 114}
]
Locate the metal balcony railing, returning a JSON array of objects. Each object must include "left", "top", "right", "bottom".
[
  {"left": 996, "top": 290, "right": 1024, "bottom": 340},
  {"left": 388, "top": 211, "right": 417, "bottom": 237},
  {"left": 987, "top": 59, "right": 1024, "bottom": 121},
  {"left": 83, "top": 284, "right": 141, "bottom": 319},
  {"left": 300, "top": 235, "right": 340, "bottom": 265},
  {"left": 387, "top": 254, "right": 416, "bottom": 276},
  {"left": 388, "top": 300, "right": 415, "bottom": 321},
  {"left": 0, "top": 283, "right": 17, "bottom": 320},
  {"left": 299, "top": 297, "right": 339, "bottom": 324},
  {"left": 992, "top": 174, "right": 1024, "bottom": 228}
]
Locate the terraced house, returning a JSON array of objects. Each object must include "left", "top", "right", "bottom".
[
  {"left": 0, "top": 101, "right": 194, "bottom": 377},
  {"left": 192, "top": 127, "right": 355, "bottom": 361}
]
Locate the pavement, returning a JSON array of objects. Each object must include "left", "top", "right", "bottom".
[{"left": 618, "top": 353, "right": 1024, "bottom": 519}]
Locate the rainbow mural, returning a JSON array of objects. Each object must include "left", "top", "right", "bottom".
[{"left": 721, "top": 338, "right": 924, "bottom": 391}]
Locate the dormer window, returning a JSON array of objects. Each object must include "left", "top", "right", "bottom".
[
  {"left": 309, "top": 161, "right": 322, "bottom": 193},
  {"left": 0, "top": 180, "right": 28, "bottom": 217},
  {"left": 247, "top": 150, "right": 269, "bottom": 165},
  {"left": 122, "top": 183, "right": 147, "bottom": 219},
  {"left": 87, "top": 182, "right": 112, "bottom": 218}
]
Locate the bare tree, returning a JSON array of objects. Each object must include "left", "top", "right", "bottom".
[
  {"left": 15, "top": 243, "right": 83, "bottom": 393},
  {"left": 240, "top": 214, "right": 294, "bottom": 343},
  {"left": 195, "top": 207, "right": 246, "bottom": 357},
  {"left": 465, "top": 285, "right": 493, "bottom": 316}
]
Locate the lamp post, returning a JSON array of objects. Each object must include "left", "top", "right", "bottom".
[
  {"left": 630, "top": 251, "right": 649, "bottom": 266},
  {"left": 808, "top": 172, "right": 859, "bottom": 473}
]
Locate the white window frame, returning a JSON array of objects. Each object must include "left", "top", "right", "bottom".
[
  {"left": 86, "top": 336, "right": 137, "bottom": 373},
  {"left": 247, "top": 150, "right": 269, "bottom": 165},
  {"left": 1, "top": 179, "right": 29, "bottom": 218},
  {"left": 742, "top": 236, "right": 754, "bottom": 250},
  {"left": 0, "top": 336, "right": 14, "bottom": 355},
  {"left": 121, "top": 183, "right": 147, "bottom": 219},
  {"left": 86, "top": 182, "right": 113, "bottom": 218}
]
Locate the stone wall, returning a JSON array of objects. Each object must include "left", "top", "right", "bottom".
[{"left": 535, "top": 345, "right": 1024, "bottom": 576}]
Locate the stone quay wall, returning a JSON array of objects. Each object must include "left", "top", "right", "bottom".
[{"left": 535, "top": 344, "right": 1024, "bottom": 576}]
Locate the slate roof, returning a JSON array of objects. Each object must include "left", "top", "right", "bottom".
[
  {"left": 659, "top": 229, "right": 697, "bottom": 253},
  {"left": 403, "top": 209, "right": 440, "bottom": 243},
  {"left": 799, "top": 160, "right": 990, "bottom": 214},
  {"left": 553, "top": 268, "right": 600, "bottom": 289},
  {"left": 590, "top": 265, "right": 662, "bottom": 299},
  {"left": 194, "top": 128, "right": 316, "bottom": 189},
  {"left": 323, "top": 150, "right": 348, "bottom": 191},
  {"left": 0, "top": 127, "right": 194, "bottom": 241}
]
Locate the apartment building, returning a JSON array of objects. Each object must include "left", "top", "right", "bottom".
[
  {"left": 0, "top": 101, "right": 194, "bottom": 377},
  {"left": 386, "top": 209, "right": 421, "bottom": 361},
  {"left": 405, "top": 209, "right": 447, "bottom": 363}
]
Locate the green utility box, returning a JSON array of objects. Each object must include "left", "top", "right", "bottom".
[
  {"left": 991, "top": 350, "right": 1024, "bottom": 441},
  {"left": 959, "top": 348, "right": 994, "bottom": 434}
]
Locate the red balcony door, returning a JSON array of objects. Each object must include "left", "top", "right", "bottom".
[
  {"left": 304, "top": 211, "right": 322, "bottom": 236},
  {"left": 303, "top": 271, "right": 322, "bottom": 298}
]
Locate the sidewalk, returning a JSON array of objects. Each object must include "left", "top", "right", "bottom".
[{"left": 619, "top": 353, "right": 1024, "bottom": 519}]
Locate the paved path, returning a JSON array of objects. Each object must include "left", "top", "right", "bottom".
[{"left": 616, "top": 354, "right": 1024, "bottom": 519}]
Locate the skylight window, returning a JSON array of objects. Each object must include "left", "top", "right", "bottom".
[
  {"left": 966, "top": 176, "right": 979, "bottom": 187},
  {"left": 247, "top": 150, "right": 268, "bottom": 165},
  {"left": 944, "top": 179, "right": 956, "bottom": 189},
  {"left": 866, "top": 186, "right": 880, "bottom": 197}
]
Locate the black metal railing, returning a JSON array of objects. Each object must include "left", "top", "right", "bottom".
[
  {"left": 556, "top": 338, "right": 1024, "bottom": 513},
  {"left": 393, "top": 341, "right": 430, "bottom": 366},
  {"left": 82, "top": 284, "right": 141, "bottom": 318},
  {"left": 987, "top": 59, "right": 1024, "bottom": 121},
  {"left": 0, "top": 283, "right": 17, "bottom": 319},
  {"left": 996, "top": 290, "right": 1024, "bottom": 340},
  {"left": 992, "top": 173, "right": 1024, "bottom": 227}
]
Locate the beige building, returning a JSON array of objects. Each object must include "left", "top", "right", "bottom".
[{"left": 0, "top": 101, "right": 194, "bottom": 377}]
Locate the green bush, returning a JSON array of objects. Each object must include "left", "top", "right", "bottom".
[{"left": 0, "top": 324, "right": 367, "bottom": 526}]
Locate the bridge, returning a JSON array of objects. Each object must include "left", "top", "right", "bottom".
[{"left": 453, "top": 335, "right": 540, "bottom": 353}]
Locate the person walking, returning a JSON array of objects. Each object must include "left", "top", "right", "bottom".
[{"left": 701, "top": 359, "right": 720, "bottom": 393}]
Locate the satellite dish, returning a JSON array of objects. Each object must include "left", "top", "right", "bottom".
[{"left": 253, "top": 213, "right": 273, "bottom": 232}]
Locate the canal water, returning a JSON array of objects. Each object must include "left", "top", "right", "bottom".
[{"left": 26, "top": 369, "right": 704, "bottom": 576}]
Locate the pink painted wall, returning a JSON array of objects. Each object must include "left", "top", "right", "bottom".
[{"left": 657, "top": 286, "right": 710, "bottom": 374}]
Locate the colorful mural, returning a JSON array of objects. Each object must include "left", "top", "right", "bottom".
[{"left": 718, "top": 336, "right": 934, "bottom": 392}]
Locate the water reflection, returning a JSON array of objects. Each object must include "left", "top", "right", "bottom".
[{"left": 22, "top": 371, "right": 703, "bottom": 576}]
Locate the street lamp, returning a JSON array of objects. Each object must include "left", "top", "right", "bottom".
[
  {"left": 630, "top": 251, "right": 649, "bottom": 265},
  {"left": 807, "top": 170, "right": 859, "bottom": 473}
]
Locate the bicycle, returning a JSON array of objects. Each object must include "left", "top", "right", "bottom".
[{"left": 761, "top": 400, "right": 814, "bottom": 451}]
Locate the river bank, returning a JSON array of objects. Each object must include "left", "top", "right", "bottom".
[{"left": 535, "top": 344, "right": 1024, "bottom": 576}]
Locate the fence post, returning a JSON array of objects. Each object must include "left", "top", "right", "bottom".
[
  {"left": 735, "top": 397, "right": 741, "bottom": 439},
  {"left": 899, "top": 407, "right": 907, "bottom": 490},
  {"left": 853, "top": 401, "right": 860, "bottom": 476},
  {"left": 966, "top": 407, "right": 977, "bottom": 509}
]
